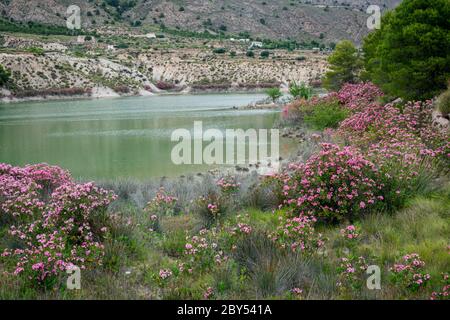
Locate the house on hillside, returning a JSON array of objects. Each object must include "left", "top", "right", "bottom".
[
  {"left": 131, "top": 33, "right": 157, "bottom": 39},
  {"left": 249, "top": 41, "right": 263, "bottom": 49}
]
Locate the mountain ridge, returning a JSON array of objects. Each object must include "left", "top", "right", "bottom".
[{"left": 0, "top": 0, "right": 401, "bottom": 43}]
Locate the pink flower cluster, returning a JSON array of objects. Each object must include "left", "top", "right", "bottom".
[
  {"left": 390, "top": 253, "right": 431, "bottom": 291},
  {"left": 0, "top": 163, "right": 116, "bottom": 285},
  {"left": 207, "top": 203, "right": 219, "bottom": 215},
  {"left": 336, "top": 256, "right": 368, "bottom": 289},
  {"left": 290, "top": 288, "right": 303, "bottom": 296},
  {"left": 159, "top": 269, "right": 173, "bottom": 280},
  {"left": 275, "top": 143, "right": 383, "bottom": 221},
  {"left": 340, "top": 225, "right": 360, "bottom": 240},
  {"left": 236, "top": 223, "right": 252, "bottom": 235},
  {"left": 339, "top": 100, "right": 449, "bottom": 165},
  {"left": 203, "top": 287, "right": 214, "bottom": 300},
  {"left": 277, "top": 82, "right": 449, "bottom": 221},
  {"left": 182, "top": 229, "right": 228, "bottom": 273},
  {"left": 144, "top": 187, "right": 178, "bottom": 216},
  {"left": 336, "top": 82, "right": 383, "bottom": 111},
  {"left": 430, "top": 273, "right": 449, "bottom": 300},
  {"left": 216, "top": 176, "right": 240, "bottom": 195},
  {"left": 269, "top": 214, "right": 325, "bottom": 254}
]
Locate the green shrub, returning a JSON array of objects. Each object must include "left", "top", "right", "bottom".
[
  {"left": 265, "top": 87, "right": 282, "bottom": 102},
  {"left": 213, "top": 48, "right": 226, "bottom": 54},
  {"left": 233, "top": 230, "right": 320, "bottom": 298},
  {"left": 363, "top": 0, "right": 450, "bottom": 100},
  {"left": 260, "top": 50, "right": 270, "bottom": 58},
  {"left": 289, "top": 81, "right": 313, "bottom": 100},
  {"left": 0, "top": 64, "right": 10, "bottom": 86},
  {"left": 436, "top": 87, "right": 450, "bottom": 116},
  {"left": 303, "top": 99, "right": 349, "bottom": 129},
  {"left": 27, "top": 47, "right": 44, "bottom": 56},
  {"left": 322, "top": 40, "right": 362, "bottom": 90},
  {"left": 193, "top": 191, "right": 232, "bottom": 228}
]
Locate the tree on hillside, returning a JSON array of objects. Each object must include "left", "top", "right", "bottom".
[
  {"left": 363, "top": 0, "right": 450, "bottom": 101},
  {"left": 0, "top": 64, "right": 11, "bottom": 86},
  {"left": 322, "top": 40, "right": 362, "bottom": 91}
]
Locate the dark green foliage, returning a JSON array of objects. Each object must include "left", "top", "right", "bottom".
[
  {"left": 265, "top": 87, "right": 282, "bottom": 102},
  {"left": 0, "top": 18, "right": 87, "bottom": 36},
  {"left": 246, "top": 50, "right": 255, "bottom": 57},
  {"left": 363, "top": 0, "right": 450, "bottom": 100},
  {"left": 213, "top": 48, "right": 226, "bottom": 54},
  {"left": 303, "top": 99, "right": 349, "bottom": 130},
  {"left": 0, "top": 64, "right": 11, "bottom": 86},
  {"left": 260, "top": 50, "right": 270, "bottom": 58},
  {"left": 104, "top": 0, "right": 137, "bottom": 15},
  {"left": 322, "top": 40, "right": 362, "bottom": 90}
]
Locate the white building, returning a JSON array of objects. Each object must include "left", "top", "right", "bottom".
[{"left": 249, "top": 41, "right": 263, "bottom": 49}]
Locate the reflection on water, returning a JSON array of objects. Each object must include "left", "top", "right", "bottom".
[{"left": 0, "top": 94, "right": 296, "bottom": 179}]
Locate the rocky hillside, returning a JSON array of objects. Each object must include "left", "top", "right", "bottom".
[
  {"left": 0, "top": 0, "right": 401, "bottom": 43},
  {"left": 0, "top": 33, "right": 327, "bottom": 100}
]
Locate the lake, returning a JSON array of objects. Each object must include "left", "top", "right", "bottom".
[{"left": 0, "top": 93, "right": 296, "bottom": 180}]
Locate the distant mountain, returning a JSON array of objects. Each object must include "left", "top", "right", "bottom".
[{"left": 0, "top": 0, "right": 402, "bottom": 43}]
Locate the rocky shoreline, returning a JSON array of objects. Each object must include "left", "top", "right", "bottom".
[{"left": 0, "top": 85, "right": 278, "bottom": 104}]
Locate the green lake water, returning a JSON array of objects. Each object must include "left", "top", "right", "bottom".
[{"left": 0, "top": 93, "right": 296, "bottom": 180}]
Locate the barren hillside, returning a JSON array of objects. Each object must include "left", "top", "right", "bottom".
[{"left": 0, "top": 0, "right": 401, "bottom": 43}]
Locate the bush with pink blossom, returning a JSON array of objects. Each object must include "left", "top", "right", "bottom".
[
  {"left": 144, "top": 187, "right": 179, "bottom": 217},
  {"left": 430, "top": 273, "right": 449, "bottom": 300},
  {"left": 194, "top": 191, "right": 232, "bottom": 227},
  {"left": 269, "top": 214, "right": 325, "bottom": 254},
  {"left": 336, "top": 255, "right": 369, "bottom": 291},
  {"left": 0, "top": 163, "right": 116, "bottom": 288},
  {"left": 216, "top": 175, "right": 241, "bottom": 195},
  {"left": 275, "top": 143, "right": 384, "bottom": 221},
  {"left": 340, "top": 225, "right": 360, "bottom": 241},
  {"left": 182, "top": 228, "right": 228, "bottom": 274},
  {"left": 390, "top": 253, "right": 431, "bottom": 292},
  {"left": 336, "top": 82, "right": 383, "bottom": 111}
]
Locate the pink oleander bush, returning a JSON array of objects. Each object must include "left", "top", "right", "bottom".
[
  {"left": 182, "top": 228, "right": 228, "bottom": 274},
  {"left": 274, "top": 143, "right": 384, "bottom": 221},
  {"left": 216, "top": 175, "right": 241, "bottom": 195},
  {"left": 340, "top": 225, "right": 360, "bottom": 241},
  {"left": 336, "top": 82, "right": 384, "bottom": 111},
  {"left": 0, "top": 163, "right": 116, "bottom": 288},
  {"left": 339, "top": 100, "right": 449, "bottom": 162},
  {"left": 336, "top": 99, "right": 449, "bottom": 210},
  {"left": 194, "top": 191, "right": 232, "bottom": 227},
  {"left": 390, "top": 253, "right": 431, "bottom": 292},
  {"left": 144, "top": 187, "right": 179, "bottom": 216},
  {"left": 338, "top": 101, "right": 450, "bottom": 156},
  {"left": 336, "top": 255, "right": 369, "bottom": 291},
  {"left": 282, "top": 82, "right": 383, "bottom": 125},
  {"left": 277, "top": 83, "right": 449, "bottom": 221},
  {"left": 269, "top": 214, "right": 325, "bottom": 254},
  {"left": 430, "top": 273, "right": 449, "bottom": 300}
]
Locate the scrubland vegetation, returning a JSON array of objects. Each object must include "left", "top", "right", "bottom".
[
  {"left": 1, "top": 79, "right": 448, "bottom": 300},
  {"left": 0, "top": 0, "right": 449, "bottom": 301}
]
